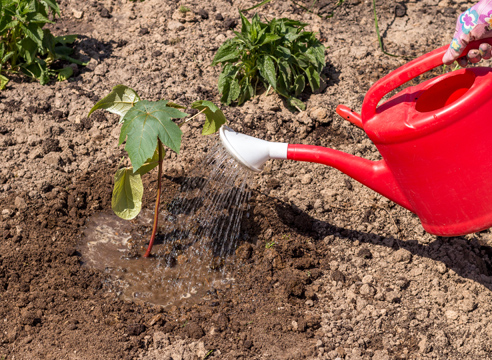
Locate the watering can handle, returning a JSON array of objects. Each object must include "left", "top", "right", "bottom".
[{"left": 361, "top": 38, "right": 492, "bottom": 122}]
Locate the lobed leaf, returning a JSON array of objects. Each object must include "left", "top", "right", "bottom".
[
  {"left": 119, "top": 100, "right": 187, "bottom": 172},
  {"left": 88, "top": 85, "right": 141, "bottom": 120},
  {"left": 191, "top": 100, "right": 227, "bottom": 135},
  {"left": 135, "top": 143, "right": 165, "bottom": 176},
  {"left": 112, "top": 168, "right": 143, "bottom": 220}
]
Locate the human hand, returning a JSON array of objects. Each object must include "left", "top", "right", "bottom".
[{"left": 443, "top": 0, "right": 492, "bottom": 66}]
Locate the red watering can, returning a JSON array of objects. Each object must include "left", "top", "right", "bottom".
[{"left": 220, "top": 39, "right": 492, "bottom": 237}]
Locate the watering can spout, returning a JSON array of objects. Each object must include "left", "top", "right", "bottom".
[
  {"left": 219, "top": 126, "right": 413, "bottom": 212},
  {"left": 288, "top": 145, "right": 413, "bottom": 211}
]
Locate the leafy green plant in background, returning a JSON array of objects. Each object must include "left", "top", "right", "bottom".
[
  {"left": 212, "top": 11, "right": 325, "bottom": 110},
  {"left": 0, "top": 0, "right": 85, "bottom": 90},
  {"left": 88, "top": 85, "right": 227, "bottom": 257}
]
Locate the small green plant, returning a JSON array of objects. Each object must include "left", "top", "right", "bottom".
[
  {"left": 211, "top": 11, "right": 325, "bottom": 110},
  {"left": 265, "top": 240, "right": 276, "bottom": 248},
  {"left": 88, "top": 85, "right": 226, "bottom": 257},
  {"left": 179, "top": 5, "right": 190, "bottom": 13},
  {"left": 0, "top": 0, "right": 85, "bottom": 90}
]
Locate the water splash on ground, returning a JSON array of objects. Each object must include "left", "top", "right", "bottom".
[{"left": 79, "top": 142, "right": 252, "bottom": 306}]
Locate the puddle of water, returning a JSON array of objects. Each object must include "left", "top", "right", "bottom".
[{"left": 79, "top": 143, "right": 252, "bottom": 307}]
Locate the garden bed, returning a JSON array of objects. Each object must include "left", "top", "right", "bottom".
[{"left": 2, "top": 0, "right": 492, "bottom": 359}]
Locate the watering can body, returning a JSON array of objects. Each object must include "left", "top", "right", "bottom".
[
  {"left": 343, "top": 39, "right": 492, "bottom": 236},
  {"left": 220, "top": 39, "right": 492, "bottom": 237}
]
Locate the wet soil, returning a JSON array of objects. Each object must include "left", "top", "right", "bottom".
[{"left": 2, "top": 0, "right": 492, "bottom": 359}]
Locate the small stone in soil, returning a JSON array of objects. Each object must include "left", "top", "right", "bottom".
[
  {"left": 52, "top": 110, "right": 65, "bottom": 120},
  {"left": 138, "top": 27, "right": 149, "bottom": 35},
  {"left": 357, "top": 248, "right": 373, "bottom": 259},
  {"left": 223, "top": 18, "right": 237, "bottom": 29},
  {"left": 73, "top": 9, "right": 84, "bottom": 19},
  {"left": 99, "top": 7, "right": 111, "bottom": 18},
  {"left": 116, "top": 39, "right": 128, "bottom": 47},
  {"left": 127, "top": 323, "right": 146, "bottom": 336},
  {"left": 197, "top": 9, "right": 209, "bottom": 19},
  {"left": 344, "top": 178, "right": 353, "bottom": 190},
  {"left": 395, "top": 3, "right": 406, "bottom": 17},
  {"left": 42, "top": 139, "right": 61, "bottom": 154},
  {"left": 215, "top": 13, "right": 224, "bottom": 21},
  {"left": 184, "top": 322, "right": 204, "bottom": 339}
]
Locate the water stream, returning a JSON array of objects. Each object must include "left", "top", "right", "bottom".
[{"left": 79, "top": 142, "right": 253, "bottom": 306}]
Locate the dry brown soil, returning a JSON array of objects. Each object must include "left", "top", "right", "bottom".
[{"left": 2, "top": 0, "right": 492, "bottom": 359}]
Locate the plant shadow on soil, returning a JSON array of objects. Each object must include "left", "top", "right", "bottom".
[{"left": 272, "top": 195, "right": 492, "bottom": 291}]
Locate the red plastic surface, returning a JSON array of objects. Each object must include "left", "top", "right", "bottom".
[
  {"left": 335, "top": 105, "right": 363, "bottom": 128},
  {"left": 287, "top": 144, "right": 412, "bottom": 211},
  {"left": 288, "top": 39, "right": 492, "bottom": 236},
  {"left": 361, "top": 38, "right": 492, "bottom": 122}
]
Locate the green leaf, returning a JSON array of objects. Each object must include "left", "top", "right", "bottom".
[
  {"left": 39, "top": 0, "right": 60, "bottom": 16},
  {"left": 88, "top": 85, "right": 141, "bottom": 120},
  {"left": 57, "top": 66, "right": 73, "bottom": 81},
  {"left": 259, "top": 55, "right": 276, "bottom": 89},
  {"left": 220, "top": 78, "right": 240, "bottom": 106},
  {"left": 237, "top": 77, "right": 253, "bottom": 105},
  {"left": 278, "top": 60, "right": 292, "bottom": 86},
  {"left": 306, "top": 66, "right": 320, "bottom": 91},
  {"left": 218, "top": 63, "right": 237, "bottom": 94},
  {"left": 54, "top": 45, "right": 73, "bottom": 57},
  {"left": 294, "top": 75, "right": 305, "bottom": 97},
  {"left": 54, "top": 34, "right": 78, "bottom": 45},
  {"left": 287, "top": 97, "right": 306, "bottom": 111},
  {"left": 119, "top": 100, "right": 187, "bottom": 171},
  {"left": 191, "top": 100, "right": 227, "bottom": 135},
  {"left": 240, "top": 11, "right": 251, "bottom": 34},
  {"left": 42, "top": 29, "right": 55, "bottom": 54},
  {"left": 241, "top": 0, "right": 273, "bottom": 12},
  {"left": 20, "top": 22, "right": 44, "bottom": 47},
  {"left": 166, "top": 101, "right": 186, "bottom": 109},
  {"left": 21, "top": 58, "right": 49, "bottom": 84},
  {"left": 18, "top": 37, "right": 38, "bottom": 64},
  {"left": 213, "top": 10, "right": 327, "bottom": 107},
  {"left": 112, "top": 168, "right": 143, "bottom": 220},
  {"left": 211, "top": 39, "right": 240, "bottom": 66},
  {"left": 135, "top": 143, "right": 165, "bottom": 176},
  {"left": 0, "top": 74, "right": 9, "bottom": 90},
  {"left": 1, "top": 50, "right": 14, "bottom": 64},
  {"left": 275, "top": 46, "right": 292, "bottom": 60},
  {"left": 57, "top": 55, "right": 87, "bottom": 66},
  {"left": 259, "top": 33, "right": 281, "bottom": 45},
  {"left": 276, "top": 71, "right": 289, "bottom": 97}
]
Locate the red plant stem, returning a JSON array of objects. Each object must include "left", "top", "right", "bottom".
[{"left": 143, "top": 140, "right": 163, "bottom": 258}]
